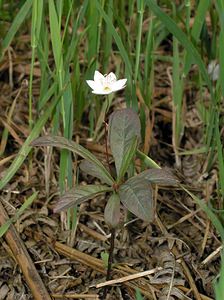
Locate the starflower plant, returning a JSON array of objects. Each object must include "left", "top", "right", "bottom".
[
  {"left": 86, "top": 70, "right": 127, "bottom": 95},
  {"left": 31, "top": 109, "right": 179, "bottom": 225},
  {"left": 31, "top": 72, "right": 179, "bottom": 288}
]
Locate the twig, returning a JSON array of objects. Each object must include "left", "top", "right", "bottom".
[
  {"left": 51, "top": 293, "right": 99, "bottom": 299},
  {"left": 201, "top": 245, "right": 223, "bottom": 265},
  {"left": 95, "top": 267, "right": 163, "bottom": 288},
  {"left": 0, "top": 201, "right": 51, "bottom": 300}
]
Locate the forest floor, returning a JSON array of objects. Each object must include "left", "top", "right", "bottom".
[{"left": 0, "top": 29, "right": 221, "bottom": 300}]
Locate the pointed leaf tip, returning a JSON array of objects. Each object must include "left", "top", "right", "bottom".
[
  {"left": 137, "top": 168, "right": 179, "bottom": 186},
  {"left": 53, "top": 184, "right": 112, "bottom": 213},
  {"left": 108, "top": 108, "right": 141, "bottom": 176}
]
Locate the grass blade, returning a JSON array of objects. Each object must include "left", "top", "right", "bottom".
[
  {"left": 216, "top": 0, "right": 224, "bottom": 96},
  {"left": 215, "top": 250, "right": 224, "bottom": 300},
  {"left": 181, "top": 185, "right": 224, "bottom": 242},
  {"left": 0, "top": 0, "right": 32, "bottom": 60},
  {"left": 0, "top": 192, "right": 38, "bottom": 237},
  {"left": 215, "top": 119, "right": 224, "bottom": 199},
  {"left": 184, "top": 0, "right": 211, "bottom": 75},
  {"left": 145, "top": 0, "right": 213, "bottom": 95},
  {"left": 29, "top": 0, "right": 44, "bottom": 129},
  {"left": 0, "top": 85, "right": 60, "bottom": 190}
]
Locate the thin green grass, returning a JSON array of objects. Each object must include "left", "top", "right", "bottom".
[
  {"left": 0, "top": 82, "right": 63, "bottom": 190},
  {"left": 135, "top": 288, "right": 144, "bottom": 300},
  {"left": 172, "top": 21, "right": 183, "bottom": 166},
  {"left": 29, "top": 0, "right": 43, "bottom": 130},
  {"left": 215, "top": 250, "right": 224, "bottom": 299},
  {"left": 183, "top": 0, "right": 211, "bottom": 75},
  {"left": 134, "top": 0, "right": 144, "bottom": 83},
  {"left": 0, "top": 0, "right": 32, "bottom": 61},
  {"left": 0, "top": 192, "right": 38, "bottom": 238}
]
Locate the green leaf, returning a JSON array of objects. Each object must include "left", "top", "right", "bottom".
[
  {"left": 0, "top": 0, "right": 32, "bottom": 60},
  {"left": 137, "top": 168, "right": 179, "bottom": 186},
  {"left": 135, "top": 288, "right": 144, "bottom": 300},
  {"left": 80, "top": 159, "right": 113, "bottom": 186},
  {"left": 48, "top": 0, "right": 62, "bottom": 71},
  {"left": 31, "top": 136, "right": 115, "bottom": 186},
  {"left": 108, "top": 108, "right": 141, "bottom": 177},
  {"left": 0, "top": 192, "right": 38, "bottom": 238},
  {"left": 118, "top": 177, "right": 154, "bottom": 222},
  {"left": 136, "top": 150, "right": 161, "bottom": 169},
  {"left": 54, "top": 184, "right": 112, "bottom": 213},
  {"left": 145, "top": 0, "right": 213, "bottom": 96},
  {"left": 0, "top": 86, "right": 60, "bottom": 190},
  {"left": 101, "top": 251, "right": 109, "bottom": 268},
  {"left": 117, "top": 136, "right": 138, "bottom": 182},
  {"left": 215, "top": 250, "right": 224, "bottom": 299},
  {"left": 104, "top": 193, "right": 120, "bottom": 228},
  {"left": 0, "top": 220, "right": 11, "bottom": 238},
  {"left": 181, "top": 184, "right": 224, "bottom": 242},
  {"left": 215, "top": 120, "right": 224, "bottom": 198},
  {"left": 216, "top": 0, "right": 224, "bottom": 97},
  {"left": 184, "top": 0, "right": 211, "bottom": 75}
]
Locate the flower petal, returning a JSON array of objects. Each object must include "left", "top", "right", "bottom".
[
  {"left": 92, "top": 89, "right": 112, "bottom": 95},
  {"left": 86, "top": 80, "right": 96, "bottom": 90},
  {"left": 106, "top": 72, "right": 116, "bottom": 83},
  {"left": 94, "top": 70, "right": 105, "bottom": 82},
  {"left": 111, "top": 79, "right": 127, "bottom": 92}
]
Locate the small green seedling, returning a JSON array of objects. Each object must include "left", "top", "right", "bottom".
[
  {"left": 135, "top": 288, "right": 144, "bottom": 300},
  {"left": 100, "top": 251, "right": 109, "bottom": 268}
]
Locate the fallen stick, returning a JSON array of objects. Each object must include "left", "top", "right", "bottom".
[
  {"left": 0, "top": 201, "right": 52, "bottom": 300},
  {"left": 51, "top": 293, "right": 99, "bottom": 299},
  {"left": 94, "top": 267, "right": 163, "bottom": 288}
]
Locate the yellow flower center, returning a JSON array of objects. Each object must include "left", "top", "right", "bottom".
[{"left": 103, "top": 86, "right": 111, "bottom": 92}]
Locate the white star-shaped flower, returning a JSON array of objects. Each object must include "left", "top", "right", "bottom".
[
  {"left": 208, "top": 60, "right": 219, "bottom": 81},
  {"left": 86, "top": 71, "right": 127, "bottom": 95}
]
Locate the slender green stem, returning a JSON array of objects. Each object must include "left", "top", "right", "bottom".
[
  {"left": 29, "top": 0, "right": 38, "bottom": 130},
  {"left": 134, "top": 0, "right": 144, "bottom": 82},
  {"left": 185, "top": 0, "right": 191, "bottom": 34},
  {"left": 104, "top": 96, "right": 113, "bottom": 175}
]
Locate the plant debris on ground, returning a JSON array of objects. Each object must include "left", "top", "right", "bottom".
[{"left": 0, "top": 1, "right": 223, "bottom": 300}]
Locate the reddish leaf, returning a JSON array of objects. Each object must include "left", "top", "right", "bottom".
[
  {"left": 80, "top": 159, "right": 113, "bottom": 186},
  {"left": 108, "top": 108, "right": 141, "bottom": 177},
  {"left": 31, "top": 135, "right": 114, "bottom": 185},
  {"left": 137, "top": 168, "right": 179, "bottom": 186},
  {"left": 104, "top": 193, "right": 120, "bottom": 228},
  {"left": 118, "top": 177, "right": 154, "bottom": 222},
  {"left": 54, "top": 184, "right": 112, "bottom": 213}
]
